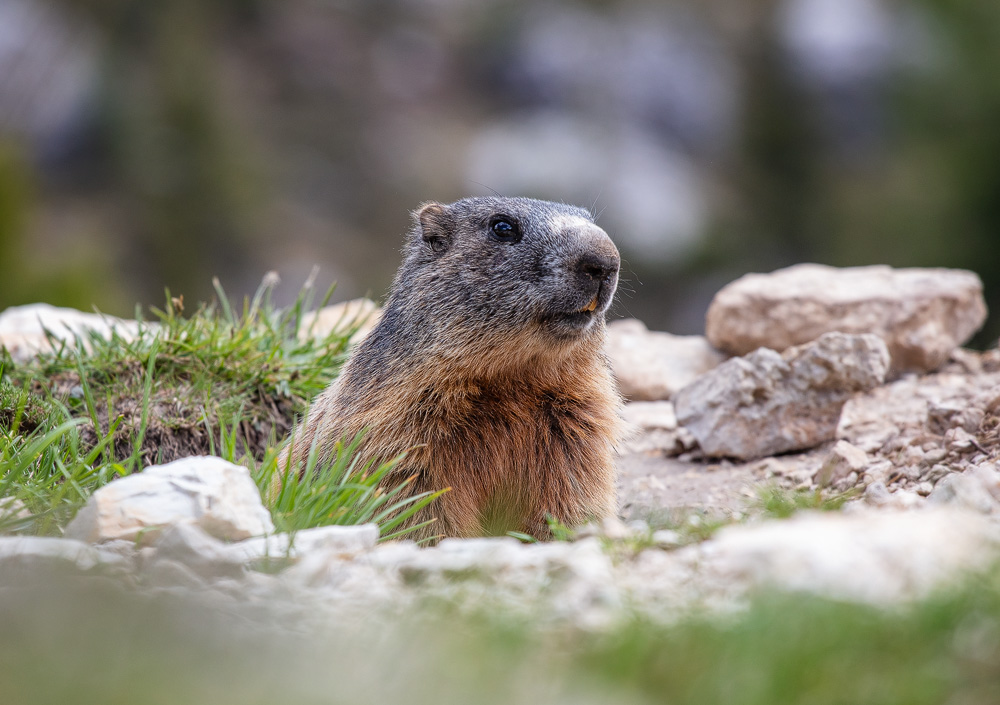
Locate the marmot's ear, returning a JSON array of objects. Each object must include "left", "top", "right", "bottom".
[{"left": 415, "top": 202, "right": 453, "bottom": 255}]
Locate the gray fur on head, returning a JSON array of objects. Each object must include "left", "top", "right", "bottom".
[{"left": 372, "top": 197, "right": 620, "bottom": 360}]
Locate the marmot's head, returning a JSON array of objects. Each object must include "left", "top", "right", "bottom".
[{"left": 391, "top": 197, "right": 619, "bottom": 350}]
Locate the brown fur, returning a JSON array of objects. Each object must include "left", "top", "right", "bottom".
[{"left": 279, "top": 197, "right": 623, "bottom": 540}]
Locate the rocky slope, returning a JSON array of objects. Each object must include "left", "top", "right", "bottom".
[{"left": 1, "top": 264, "right": 998, "bottom": 626}]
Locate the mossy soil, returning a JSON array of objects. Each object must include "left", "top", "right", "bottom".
[
  {"left": 23, "top": 363, "right": 297, "bottom": 465},
  {"left": 0, "top": 282, "right": 353, "bottom": 467}
]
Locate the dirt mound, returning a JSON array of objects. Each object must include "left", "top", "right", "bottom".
[{"left": 32, "top": 365, "right": 296, "bottom": 464}]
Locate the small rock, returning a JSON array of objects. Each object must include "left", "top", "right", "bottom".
[
  {"left": 832, "top": 471, "right": 859, "bottom": 492},
  {"left": 983, "top": 349, "right": 1000, "bottom": 373},
  {"left": 946, "top": 348, "right": 983, "bottom": 374},
  {"left": 297, "top": 298, "right": 381, "bottom": 346},
  {"left": 922, "top": 464, "right": 953, "bottom": 484},
  {"left": 923, "top": 448, "right": 948, "bottom": 464},
  {"left": 887, "top": 488, "right": 925, "bottom": 510},
  {"left": 618, "top": 401, "right": 691, "bottom": 455},
  {"left": 651, "top": 529, "right": 682, "bottom": 548},
  {"left": 945, "top": 428, "right": 979, "bottom": 453},
  {"left": 815, "top": 440, "right": 870, "bottom": 487},
  {"left": 359, "top": 540, "right": 422, "bottom": 571},
  {"left": 143, "top": 558, "right": 206, "bottom": 589},
  {"left": 93, "top": 539, "right": 138, "bottom": 559},
  {"left": 65, "top": 456, "right": 274, "bottom": 545},
  {"left": 414, "top": 536, "right": 526, "bottom": 577},
  {"left": 705, "top": 264, "right": 987, "bottom": 374},
  {"left": 152, "top": 523, "right": 246, "bottom": 580},
  {"left": 605, "top": 319, "right": 726, "bottom": 400},
  {"left": 280, "top": 523, "right": 380, "bottom": 555},
  {"left": 689, "top": 508, "right": 997, "bottom": 604},
  {"left": 0, "top": 303, "right": 147, "bottom": 362},
  {"left": 620, "top": 401, "right": 678, "bottom": 432},
  {"left": 674, "top": 332, "right": 889, "bottom": 460},
  {"left": 0, "top": 536, "right": 100, "bottom": 575},
  {"left": 626, "top": 519, "right": 650, "bottom": 535},
  {"left": 864, "top": 481, "right": 891, "bottom": 506},
  {"left": 904, "top": 465, "right": 924, "bottom": 482},
  {"left": 92, "top": 540, "right": 138, "bottom": 575},
  {"left": 902, "top": 444, "right": 927, "bottom": 466},
  {"left": 928, "top": 402, "right": 985, "bottom": 435},
  {"left": 928, "top": 464, "right": 1000, "bottom": 514},
  {"left": 600, "top": 516, "right": 631, "bottom": 541},
  {"left": 571, "top": 521, "right": 601, "bottom": 540},
  {"left": 227, "top": 524, "right": 379, "bottom": 568},
  {"left": 862, "top": 460, "right": 894, "bottom": 486}
]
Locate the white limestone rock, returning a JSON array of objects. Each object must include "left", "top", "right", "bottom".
[
  {"left": 297, "top": 298, "right": 381, "bottom": 346},
  {"left": 151, "top": 522, "right": 247, "bottom": 580},
  {"left": 0, "top": 536, "right": 101, "bottom": 573},
  {"left": 927, "top": 400, "right": 986, "bottom": 435},
  {"left": 375, "top": 536, "right": 616, "bottom": 592},
  {"left": 814, "top": 440, "right": 870, "bottom": 487},
  {"left": 674, "top": 332, "right": 890, "bottom": 460},
  {"left": 928, "top": 463, "right": 1000, "bottom": 515},
  {"left": 705, "top": 264, "right": 987, "bottom": 374},
  {"left": 620, "top": 400, "right": 678, "bottom": 433},
  {"left": 65, "top": 456, "right": 274, "bottom": 546},
  {"left": 618, "top": 400, "right": 697, "bottom": 455},
  {"left": 651, "top": 529, "right": 682, "bottom": 549},
  {"left": 0, "top": 303, "right": 146, "bottom": 362},
  {"left": 227, "top": 524, "right": 379, "bottom": 570},
  {"left": 284, "top": 536, "right": 620, "bottom": 626},
  {"left": 605, "top": 318, "right": 726, "bottom": 401},
  {"left": 684, "top": 507, "right": 998, "bottom": 604},
  {"left": 142, "top": 558, "right": 207, "bottom": 590},
  {"left": 392, "top": 536, "right": 531, "bottom": 581}
]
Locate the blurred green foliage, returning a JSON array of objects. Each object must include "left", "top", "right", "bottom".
[
  {"left": 0, "top": 0, "right": 997, "bottom": 344},
  {"left": 2, "top": 566, "right": 1000, "bottom": 704},
  {"left": 91, "top": 0, "right": 262, "bottom": 299},
  {"left": 698, "top": 0, "right": 1000, "bottom": 345}
]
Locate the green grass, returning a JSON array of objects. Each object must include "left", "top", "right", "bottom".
[
  {"left": 754, "top": 484, "right": 860, "bottom": 519},
  {"left": 255, "top": 430, "right": 445, "bottom": 539},
  {"left": 6, "top": 275, "right": 356, "bottom": 465},
  {"left": 610, "top": 485, "right": 859, "bottom": 557},
  {"left": 0, "top": 380, "right": 123, "bottom": 534},
  {"left": 571, "top": 579, "right": 1000, "bottom": 705},
  {"left": 0, "top": 276, "right": 438, "bottom": 540},
  {"left": 1, "top": 563, "right": 999, "bottom": 705}
]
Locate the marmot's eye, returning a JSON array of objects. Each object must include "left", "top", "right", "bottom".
[{"left": 489, "top": 216, "right": 521, "bottom": 243}]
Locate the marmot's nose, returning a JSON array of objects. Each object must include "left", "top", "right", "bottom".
[{"left": 576, "top": 251, "right": 619, "bottom": 282}]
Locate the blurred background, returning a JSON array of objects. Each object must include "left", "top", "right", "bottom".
[{"left": 0, "top": 0, "right": 997, "bottom": 344}]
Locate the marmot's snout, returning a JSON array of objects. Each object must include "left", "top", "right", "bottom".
[
  {"left": 576, "top": 250, "right": 619, "bottom": 283},
  {"left": 567, "top": 221, "right": 619, "bottom": 307},
  {"left": 538, "top": 221, "right": 619, "bottom": 337},
  {"left": 573, "top": 249, "right": 618, "bottom": 313}
]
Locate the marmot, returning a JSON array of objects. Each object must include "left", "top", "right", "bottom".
[{"left": 281, "top": 196, "right": 623, "bottom": 539}]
